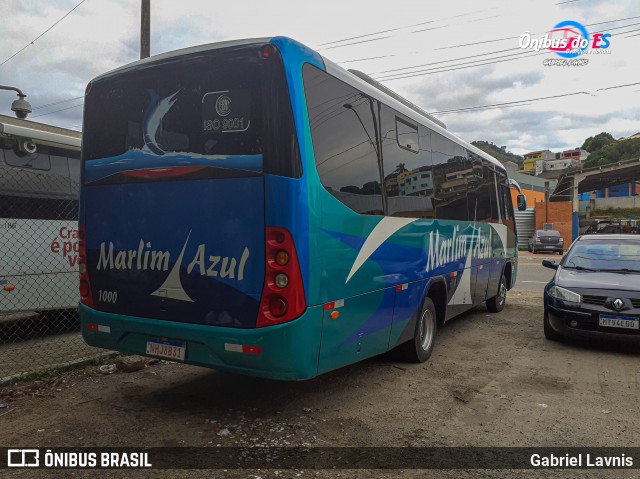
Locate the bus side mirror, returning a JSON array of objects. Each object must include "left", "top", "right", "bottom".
[{"left": 517, "top": 194, "right": 527, "bottom": 211}]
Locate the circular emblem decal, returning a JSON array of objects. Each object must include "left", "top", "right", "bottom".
[
  {"left": 215, "top": 94, "right": 231, "bottom": 117},
  {"left": 613, "top": 298, "right": 624, "bottom": 311}
]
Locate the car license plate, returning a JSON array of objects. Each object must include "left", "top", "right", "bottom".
[
  {"left": 146, "top": 338, "right": 186, "bottom": 360},
  {"left": 599, "top": 315, "right": 639, "bottom": 330}
]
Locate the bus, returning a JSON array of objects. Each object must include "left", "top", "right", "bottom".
[
  {"left": 80, "top": 37, "right": 523, "bottom": 380},
  {"left": 0, "top": 114, "right": 82, "bottom": 314}
]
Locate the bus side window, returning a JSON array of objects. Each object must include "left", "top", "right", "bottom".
[
  {"left": 380, "top": 106, "right": 433, "bottom": 218},
  {"left": 303, "top": 64, "right": 384, "bottom": 216},
  {"left": 395, "top": 117, "right": 418, "bottom": 153},
  {"left": 501, "top": 182, "right": 515, "bottom": 224},
  {"left": 432, "top": 136, "right": 470, "bottom": 221}
]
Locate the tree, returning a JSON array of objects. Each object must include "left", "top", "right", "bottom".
[
  {"left": 394, "top": 163, "right": 408, "bottom": 173},
  {"left": 581, "top": 132, "right": 615, "bottom": 153}
]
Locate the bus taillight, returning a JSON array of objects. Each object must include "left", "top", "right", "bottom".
[
  {"left": 256, "top": 227, "right": 306, "bottom": 327},
  {"left": 78, "top": 226, "right": 94, "bottom": 308}
]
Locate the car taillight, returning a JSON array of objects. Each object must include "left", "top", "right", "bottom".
[
  {"left": 78, "top": 226, "right": 94, "bottom": 308},
  {"left": 256, "top": 227, "right": 306, "bottom": 327}
]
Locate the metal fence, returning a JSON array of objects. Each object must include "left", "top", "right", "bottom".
[{"left": 1, "top": 167, "right": 103, "bottom": 381}]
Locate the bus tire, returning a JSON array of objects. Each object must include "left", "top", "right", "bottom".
[
  {"left": 400, "top": 297, "right": 437, "bottom": 363},
  {"left": 486, "top": 274, "right": 507, "bottom": 313}
]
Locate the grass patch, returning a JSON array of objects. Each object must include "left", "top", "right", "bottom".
[{"left": 590, "top": 207, "right": 640, "bottom": 218}]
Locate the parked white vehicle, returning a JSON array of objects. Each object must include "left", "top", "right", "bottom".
[{"left": 0, "top": 114, "right": 81, "bottom": 313}]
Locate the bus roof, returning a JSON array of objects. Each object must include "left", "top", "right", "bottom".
[{"left": 91, "top": 37, "right": 272, "bottom": 83}]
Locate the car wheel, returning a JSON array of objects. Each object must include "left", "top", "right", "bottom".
[
  {"left": 400, "top": 297, "right": 437, "bottom": 363},
  {"left": 543, "top": 311, "right": 562, "bottom": 341},
  {"left": 487, "top": 274, "right": 507, "bottom": 313}
]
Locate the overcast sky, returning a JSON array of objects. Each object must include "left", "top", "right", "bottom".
[{"left": 0, "top": 0, "right": 638, "bottom": 154}]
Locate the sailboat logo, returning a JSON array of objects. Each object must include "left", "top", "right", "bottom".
[{"left": 151, "top": 231, "right": 194, "bottom": 302}]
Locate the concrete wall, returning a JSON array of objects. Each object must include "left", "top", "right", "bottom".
[
  {"left": 534, "top": 200, "right": 572, "bottom": 250},
  {"left": 579, "top": 196, "right": 640, "bottom": 215},
  {"left": 510, "top": 188, "right": 545, "bottom": 208}
]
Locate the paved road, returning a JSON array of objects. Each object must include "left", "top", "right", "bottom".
[{"left": 513, "top": 251, "right": 561, "bottom": 294}]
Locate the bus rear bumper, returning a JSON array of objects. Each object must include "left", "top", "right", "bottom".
[{"left": 80, "top": 304, "right": 323, "bottom": 381}]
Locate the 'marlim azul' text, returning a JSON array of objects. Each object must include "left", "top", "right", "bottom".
[{"left": 96, "top": 240, "right": 250, "bottom": 281}]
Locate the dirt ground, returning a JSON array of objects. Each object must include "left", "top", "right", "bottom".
[{"left": 1, "top": 290, "right": 639, "bottom": 479}]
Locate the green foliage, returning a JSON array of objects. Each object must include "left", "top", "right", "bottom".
[
  {"left": 591, "top": 207, "right": 640, "bottom": 218},
  {"left": 471, "top": 141, "right": 523, "bottom": 166},
  {"left": 581, "top": 132, "right": 615, "bottom": 153},
  {"left": 583, "top": 136, "right": 640, "bottom": 168}
]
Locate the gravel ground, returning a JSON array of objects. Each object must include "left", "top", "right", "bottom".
[{"left": 1, "top": 290, "right": 638, "bottom": 479}]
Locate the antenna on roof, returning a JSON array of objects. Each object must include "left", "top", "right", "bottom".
[{"left": 347, "top": 69, "right": 447, "bottom": 130}]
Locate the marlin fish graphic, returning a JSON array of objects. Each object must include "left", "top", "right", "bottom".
[{"left": 143, "top": 89, "right": 181, "bottom": 155}]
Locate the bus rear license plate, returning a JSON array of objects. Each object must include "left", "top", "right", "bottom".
[
  {"left": 146, "top": 339, "right": 186, "bottom": 361},
  {"left": 599, "top": 316, "right": 639, "bottom": 330}
]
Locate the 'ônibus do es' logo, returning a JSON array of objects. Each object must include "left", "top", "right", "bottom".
[
  {"left": 215, "top": 94, "right": 231, "bottom": 117},
  {"left": 519, "top": 19, "right": 611, "bottom": 62}
]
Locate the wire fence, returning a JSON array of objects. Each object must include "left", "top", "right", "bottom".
[{"left": 1, "top": 163, "right": 104, "bottom": 381}]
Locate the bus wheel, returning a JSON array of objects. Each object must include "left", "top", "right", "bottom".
[
  {"left": 487, "top": 274, "right": 507, "bottom": 313},
  {"left": 400, "top": 297, "right": 437, "bottom": 363}
]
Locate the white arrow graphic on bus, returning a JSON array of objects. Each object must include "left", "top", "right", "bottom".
[
  {"left": 448, "top": 223, "right": 476, "bottom": 306},
  {"left": 346, "top": 217, "right": 416, "bottom": 283},
  {"left": 151, "top": 231, "right": 195, "bottom": 302}
]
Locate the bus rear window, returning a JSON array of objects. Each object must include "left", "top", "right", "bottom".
[{"left": 83, "top": 43, "right": 300, "bottom": 177}]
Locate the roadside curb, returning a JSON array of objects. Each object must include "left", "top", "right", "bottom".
[{"left": 0, "top": 351, "right": 118, "bottom": 387}]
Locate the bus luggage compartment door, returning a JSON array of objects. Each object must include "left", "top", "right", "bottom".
[{"left": 318, "top": 287, "right": 395, "bottom": 374}]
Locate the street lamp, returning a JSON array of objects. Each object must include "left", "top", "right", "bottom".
[{"left": 0, "top": 85, "right": 32, "bottom": 119}]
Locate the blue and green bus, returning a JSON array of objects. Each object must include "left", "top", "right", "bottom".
[{"left": 80, "top": 37, "right": 523, "bottom": 380}]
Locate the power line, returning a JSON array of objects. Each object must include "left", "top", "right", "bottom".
[
  {"left": 374, "top": 50, "right": 539, "bottom": 81},
  {"left": 430, "top": 14, "right": 640, "bottom": 51},
  {"left": 32, "top": 96, "right": 84, "bottom": 111},
  {"left": 0, "top": 0, "right": 89, "bottom": 67},
  {"left": 346, "top": 16, "right": 640, "bottom": 74},
  {"left": 375, "top": 46, "right": 519, "bottom": 75},
  {"left": 596, "top": 82, "right": 640, "bottom": 92},
  {"left": 435, "top": 103, "right": 534, "bottom": 115},
  {"left": 428, "top": 81, "right": 640, "bottom": 116},
  {"left": 321, "top": 36, "right": 394, "bottom": 51},
  {"left": 375, "top": 51, "right": 548, "bottom": 82},
  {"left": 429, "top": 92, "right": 591, "bottom": 115},
  {"left": 30, "top": 103, "right": 83, "bottom": 119},
  {"left": 371, "top": 25, "right": 639, "bottom": 82},
  {"left": 317, "top": 7, "right": 498, "bottom": 49}
]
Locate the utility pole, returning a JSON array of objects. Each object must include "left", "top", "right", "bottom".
[
  {"left": 544, "top": 181, "right": 550, "bottom": 225},
  {"left": 141, "top": 0, "right": 150, "bottom": 59}
]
